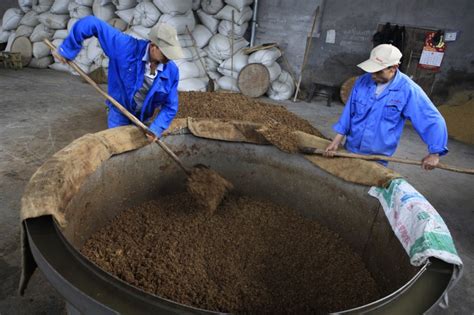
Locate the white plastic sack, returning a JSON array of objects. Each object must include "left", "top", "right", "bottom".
[
  {"left": 216, "top": 67, "right": 237, "bottom": 79},
  {"left": 49, "top": 62, "right": 71, "bottom": 72},
  {"left": 87, "top": 37, "right": 102, "bottom": 61},
  {"left": 158, "top": 10, "right": 195, "bottom": 35},
  {"left": 196, "top": 9, "right": 218, "bottom": 34},
  {"left": 67, "top": 18, "right": 79, "bottom": 32},
  {"left": 177, "top": 34, "right": 193, "bottom": 48},
  {"left": 115, "top": 8, "right": 134, "bottom": 24},
  {"left": 215, "top": 5, "right": 252, "bottom": 25},
  {"left": 2, "top": 8, "right": 24, "bottom": 31},
  {"left": 33, "top": 0, "right": 54, "bottom": 13},
  {"left": 128, "top": 25, "right": 151, "bottom": 39},
  {"left": 30, "top": 23, "right": 54, "bottom": 42},
  {"left": 0, "top": 29, "right": 12, "bottom": 44},
  {"left": 248, "top": 47, "right": 281, "bottom": 66},
  {"left": 19, "top": 0, "right": 33, "bottom": 13},
  {"left": 50, "top": 0, "right": 70, "bottom": 14},
  {"left": 69, "top": 3, "right": 93, "bottom": 19},
  {"left": 108, "top": 18, "right": 127, "bottom": 31},
  {"left": 192, "top": 24, "right": 212, "bottom": 48},
  {"left": 5, "top": 32, "right": 17, "bottom": 51},
  {"left": 52, "top": 29, "right": 68, "bottom": 39},
  {"left": 208, "top": 70, "right": 220, "bottom": 81},
  {"left": 201, "top": 0, "right": 223, "bottom": 14},
  {"left": 266, "top": 62, "right": 281, "bottom": 82},
  {"left": 218, "top": 49, "right": 248, "bottom": 71},
  {"left": 133, "top": 2, "right": 161, "bottom": 27},
  {"left": 218, "top": 20, "right": 247, "bottom": 37},
  {"left": 93, "top": 0, "right": 116, "bottom": 21},
  {"left": 267, "top": 70, "right": 295, "bottom": 101},
  {"left": 20, "top": 11, "right": 40, "bottom": 27},
  {"left": 28, "top": 56, "right": 53, "bottom": 68},
  {"left": 175, "top": 59, "right": 205, "bottom": 79},
  {"left": 180, "top": 47, "right": 207, "bottom": 61},
  {"left": 207, "top": 33, "right": 248, "bottom": 60},
  {"left": 15, "top": 25, "right": 34, "bottom": 38},
  {"left": 204, "top": 57, "right": 218, "bottom": 71},
  {"left": 178, "top": 78, "right": 207, "bottom": 92},
  {"left": 33, "top": 41, "right": 51, "bottom": 58},
  {"left": 203, "top": 45, "right": 222, "bottom": 64},
  {"left": 75, "top": 0, "right": 94, "bottom": 6},
  {"left": 38, "top": 13, "right": 69, "bottom": 29},
  {"left": 51, "top": 38, "right": 64, "bottom": 47},
  {"left": 112, "top": 0, "right": 137, "bottom": 10},
  {"left": 224, "top": 0, "right": 253, "bottom": 11},
  {"left": 217, "top": 75, "right": 238, "bottom": 92},
  {"left": 192, "top": 0, "right": 200, "bottom": 11},
  {"left": 153, "top": 0, "right": 192, "bottom": 16},
  {"left": 369, "top": 179, "right": 463, "bottom": 267}
]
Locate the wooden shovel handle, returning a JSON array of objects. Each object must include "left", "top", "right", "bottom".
[
  {"left": 300, "top": 147, "right": 474, "bottom": 175},
  {"left": 44, "top": 39, "right": 191, "bottom": 175}
]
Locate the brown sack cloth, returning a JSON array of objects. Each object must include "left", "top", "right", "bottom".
[
  {"left": 294, "top": 131, "right": 401, "bottom": 187},
  {"left": 188, "top": 118, "right": 269, "bottom": 144}
]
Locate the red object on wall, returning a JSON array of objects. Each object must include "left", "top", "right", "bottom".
[{"left": 418, "top": 31, "right": 446, "bottom": 72}]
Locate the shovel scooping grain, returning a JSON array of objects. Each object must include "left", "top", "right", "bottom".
[{"left": 186, "top": 165, "right": 234, "bottom": 214}]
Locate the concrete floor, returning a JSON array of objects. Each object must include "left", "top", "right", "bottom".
[{"left": 0, "top": 68, "right": 473, "bottom": 314}]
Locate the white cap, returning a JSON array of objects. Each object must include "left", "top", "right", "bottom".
[
  {"left": 148, "top": 23, "right": 184, "bottom": 60},
  {"left": 357, "top": 44, "right": 402, "bottom": 73}
]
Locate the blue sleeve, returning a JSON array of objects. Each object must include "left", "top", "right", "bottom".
[
  {"left": 148, "top": 72, "right": 180, "bottom": 138},
  {"left": 402, "top": 85, "right": 448, "bottom": 155},
  {"left": 58, "top": 16, "right": 135, "bottom": 61},
  {"left": 333, "top": 78, "right": 360, "bottom": 135}
]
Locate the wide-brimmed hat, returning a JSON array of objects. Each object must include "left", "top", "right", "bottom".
[
  {"left": 357, "top": 44, "right": 402, "bottom": 73},
  {"left": 148, "top": 23, "right": 184, "bottom": 60}
]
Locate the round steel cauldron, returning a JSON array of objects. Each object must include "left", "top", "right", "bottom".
[{"left": 25, "top": 132, "right": 455, "bottom": 314}]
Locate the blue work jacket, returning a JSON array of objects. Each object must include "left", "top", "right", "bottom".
[
  {"left": 333, "top": 70, "right": 448, "bottom": 159},
  {"left": 58, "top": 16, "right": 179, "bottom": 137}
]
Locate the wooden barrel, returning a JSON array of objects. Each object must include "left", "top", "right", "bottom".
[
  {"left": 10, "top": 36, "right": 32, "bottom": 67},
  {"left": 237, "top": 63, "right": 270, "bottom": 98},
  {"left": 340, "top": 76, "right": 358, "bottom": 104}
]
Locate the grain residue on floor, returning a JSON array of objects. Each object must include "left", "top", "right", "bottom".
[{"left": 81, "top": 194, "right": 380, "bottom": 313}]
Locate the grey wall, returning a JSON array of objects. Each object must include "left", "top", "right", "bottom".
[{"left": 255, "top": 0, "right": 474, "bottom": 95}]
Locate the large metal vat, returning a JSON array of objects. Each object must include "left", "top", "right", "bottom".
[{"left": 24, "top": 132, "right": 455, "bottom": 314}]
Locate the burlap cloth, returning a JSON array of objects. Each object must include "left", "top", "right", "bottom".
[{"left": 20, "top": 118, "right": 400, "bottom": 294}]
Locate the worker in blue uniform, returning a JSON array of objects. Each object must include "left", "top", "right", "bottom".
[
  {"left": 325, "top": 44, "right": 448, "bottom": 170},
  {"left": 53, "top": 16, "right": 184, "bottom": 142}
]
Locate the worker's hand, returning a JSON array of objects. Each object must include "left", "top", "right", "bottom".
[
  {"left": 324, "top": 134, "right": 344, "bottom": 157},
  {"left": 145, "top": 132, "right": 158, "bottom": 143},
  {"left": 421, "top": 153, "right": 439, "bottom": 171},
  {"left": 52, "top": 50, "right": 67, "bottom": 64}
]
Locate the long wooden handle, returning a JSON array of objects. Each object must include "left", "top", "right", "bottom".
[
  {"left": 44, "top": 39, "right": 191, "bottom": 175},
  {"left": 293, "top": 6, "right": 319, "bottom": 102},
  {"left": 300, "top": 147, "right": 474, "bottom": 175}
]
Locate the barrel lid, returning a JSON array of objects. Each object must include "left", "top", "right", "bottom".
[
  {"left": 340, "top": 76, "right": 358, "bottom": 104},
  {"left": 11, "top": 36, "right": 33, "bottom": 67},
  {"left": 238, "top": 63, "right": 270, "bottom": 98}
]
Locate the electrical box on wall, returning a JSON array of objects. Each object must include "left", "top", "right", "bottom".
[{"left": 444, "top": 31, "right": 458, "bottom": 42}]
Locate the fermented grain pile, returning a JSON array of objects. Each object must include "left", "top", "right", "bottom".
[
  {"left": 177, "top": 92, "right": 325, "bottom": 152},
  {"left": 82, "top": 194, "right": 380, "bottom": 313},
  {"left": 187, "top": 165, "right": 233, "bottom": 214},
  {"left": 438, "top": 90, "right": 474, "bottom": 144}
]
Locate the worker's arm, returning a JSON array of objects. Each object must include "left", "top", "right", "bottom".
[
  {"left": 56, "top": 16, "right": 135, "bottom": 61},
  {"left": 402, "top": 84, "right": 448, "bottom": 170},
  {"left": 148, "top": 71, "right": 180, "bottom": 139}
]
